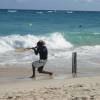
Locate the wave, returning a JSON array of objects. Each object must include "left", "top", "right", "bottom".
[
  {"left": 75, "top": 45, "right": 100, "bottom": 55},
  {"left": 36, "top": 12, "right": 43, "bottom": 14},
  {"left": 66, "top": 11, "right": 73, "bottom": 14},
  {"left": 1, "top": 32, "right": 100, "bottom": 64},
  {"left": 49, "top": 45, "right": 100, "bottom": 58},
  {"left": 8, "top": 10, "right": 17, "bottom": 13},
  {"left": 47, "top": 11, "right": 53, "bottom": 13},
  {"left": 93, "top": 32, "right": 100, "bottom": 35},
  {"left": 0, "top": 32, "right": 73, "bottom": 53},
  {"left": 0, "top": 32, "right": 100, "bottom": 65}
]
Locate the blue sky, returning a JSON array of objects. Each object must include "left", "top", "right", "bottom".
[{"left": 0, "top": 0, "right": 100, "bottom": 11}]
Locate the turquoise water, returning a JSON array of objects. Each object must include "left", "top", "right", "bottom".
[
  {"left": 0, "top": 9, "right": 100, "bottom": 46},
  {"left": 0, "top": 9, "right": 100, "bottom": 69}
]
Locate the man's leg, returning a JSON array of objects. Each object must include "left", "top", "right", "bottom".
[
  {"left": 30, "top": 64, "right": 35, "bottom": 78},
  {"left": 38, "top": 66, "right": 52, "bottom": 75}
]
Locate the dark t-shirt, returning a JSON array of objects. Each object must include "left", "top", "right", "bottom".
[{"left": 32, "top": 46, "right": 48, "bottom": 60}]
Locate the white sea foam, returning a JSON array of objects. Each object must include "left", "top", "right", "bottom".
[
  {"left": 0, "top": 32, "right": 100, "bottom": 55},
  {"left": 75, "top": 45, "right": 100, "bottom": 55},
  {"left": 40, "top": 32, "right": 73, "bottom": 49},
  {"left": 8, "top": 10, "right": 17, "bottom": 13},
  {"left": 66, "top": 11, "right": 73, "bottom": 14},
  {"left": 0, "top": 32, "right": 73, "bottom": 53},
  {"left": 36, "top": 12, "right": 43, "bottom": 14},
  {"left": 93, "top": 32, "right": 100, "bottom": 35},
  {"left": 47, "top": 11, "right": 53, "bottom": 13},
  {"left": 0, "top": 33, "right": 100, "bottom": 67}
]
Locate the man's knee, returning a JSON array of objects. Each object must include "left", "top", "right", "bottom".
[
  {"left": 38, "top": 66, "right": 43, "bottom": 73},
  {"left": 32, "top": 63, "right": 35, "bottom": 67}
]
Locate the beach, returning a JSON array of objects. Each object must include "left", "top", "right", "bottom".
[
  {"left": 0, "top": 9, "right": 100, "bottom": 100},
  {"left": 0, "top": 66, "right": 100, "bottom": 100}
]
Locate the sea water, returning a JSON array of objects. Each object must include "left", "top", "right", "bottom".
[{"left": 0, "top": 9, "right": 100, "bottom": 75}]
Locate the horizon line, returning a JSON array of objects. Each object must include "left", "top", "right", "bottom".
[{"left": 0, "top": 8, "right": 100, "bottom": 12}]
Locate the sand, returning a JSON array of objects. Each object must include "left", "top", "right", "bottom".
[{"left": 0, "top": 66, "right": 100, "bottom": 100}]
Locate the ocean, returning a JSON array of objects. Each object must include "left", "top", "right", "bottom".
[{"left": 0, "top": 9, "right": 100, "bottom": 75}]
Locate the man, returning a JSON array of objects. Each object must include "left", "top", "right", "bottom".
[{"left": 28, "top": 40, "right": 52, "bottom": 78}]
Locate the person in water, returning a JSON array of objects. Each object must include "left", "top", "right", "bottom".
[{"left": 26, "top": 40, "right": 53, "bottom": 78}]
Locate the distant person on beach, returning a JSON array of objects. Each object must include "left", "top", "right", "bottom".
[{"left": 26, "top": 40, "right": 53, "bottom": 78}]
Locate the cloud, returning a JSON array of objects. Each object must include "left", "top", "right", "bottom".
[
  {"left": 86, "top": 0, "right": 93, "bottom": 2},
  {"left": 16, "top": 0, "right": 32, "bottom": 3},
  {"left": 74, "top": 0, "right": 100, "bottom": 3}
]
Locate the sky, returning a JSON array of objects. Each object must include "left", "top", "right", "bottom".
[{"left": 0, "top": 0, "right": 100, "bottom": 11}]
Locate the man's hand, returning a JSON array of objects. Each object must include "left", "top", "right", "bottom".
[{"left": 24, "top": 48, "right": 32, "bottom": 50}]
